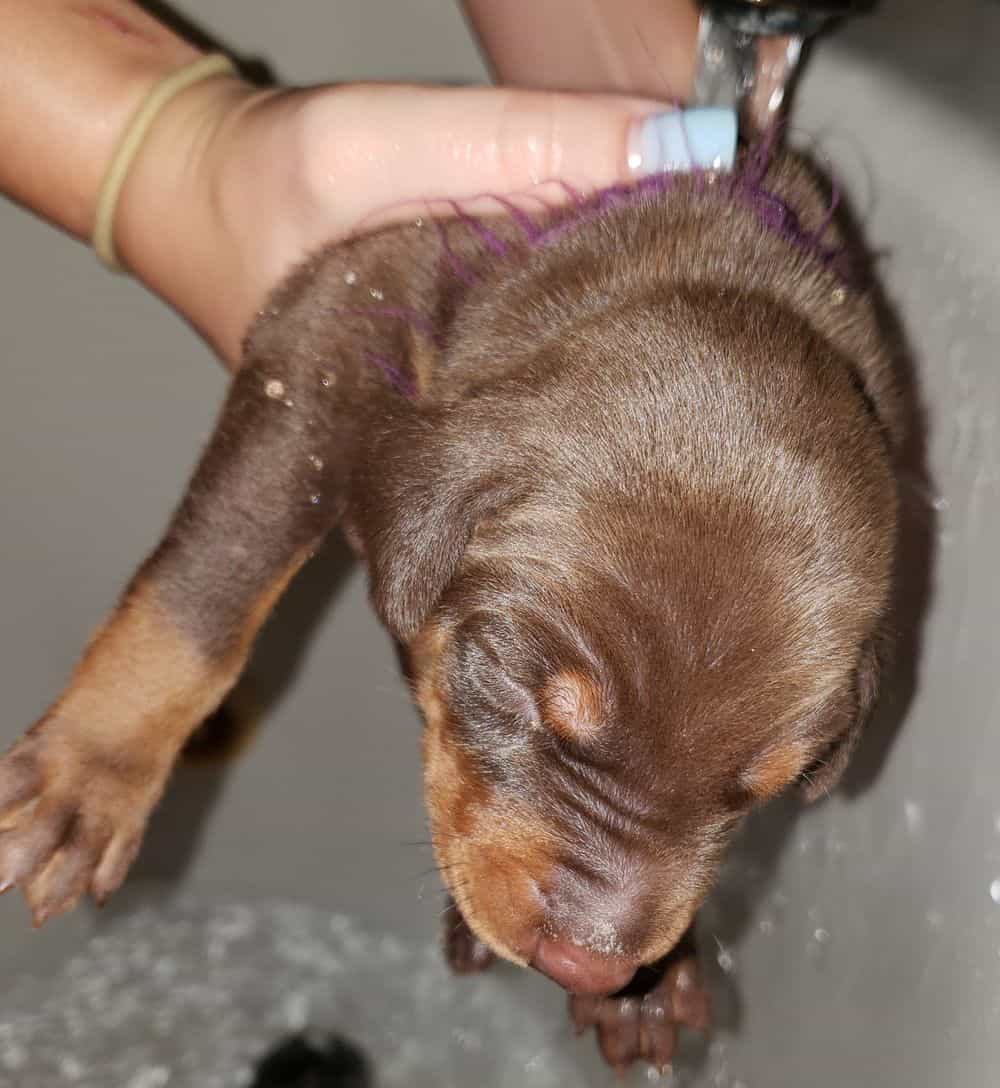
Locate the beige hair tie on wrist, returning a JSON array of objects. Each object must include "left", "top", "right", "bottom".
[{"left": 92, "top": 53, "right": 238, "bottom": 272}]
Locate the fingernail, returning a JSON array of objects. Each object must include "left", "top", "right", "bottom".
[{"left": 627, "top": 107, "right": 737, "bottom": 176}]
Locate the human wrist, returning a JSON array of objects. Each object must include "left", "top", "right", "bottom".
[{"left": 112, "top": 71, "right": 271, "bottom": 366}]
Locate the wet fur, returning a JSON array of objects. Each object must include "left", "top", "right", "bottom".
[{"left": 0, "top": 149, "right": 901, "bottom": 1069}]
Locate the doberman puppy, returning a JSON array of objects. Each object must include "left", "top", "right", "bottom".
[{"left": 0, "top": 149, "right": 901, "bottom": 1073}]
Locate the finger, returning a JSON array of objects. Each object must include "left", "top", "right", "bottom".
[{"left": 309, "top": 84, "right": 697, "bottom": 235}]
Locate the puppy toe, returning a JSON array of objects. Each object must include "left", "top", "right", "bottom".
[
  {"left": 24, "top": 827, "right": 105, "bottom": 926},
  {"left": 569, "top": 992, "right": 603, "bottom": 1035},
  {"left": 0, "top": 745, "right": 43, "bottom": 824},
  {"left": 0, "top": 801, "right": 73, "bottom": 894},
  {"left": 666, "top": 957, "right": 712, "bottom": 1032},
  {"left": 90, "top": 832, "right": 142, "bottom": 906},
  {"left": 638, "top": 994, "right": 679, "bottom": 1072},
  {"left": 596, "top": 996, "right": 642, "bottom": 1074}
]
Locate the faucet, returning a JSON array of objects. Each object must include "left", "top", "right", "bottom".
[{"left": 693, "top": 1, "right": 874, "bottom": 138}]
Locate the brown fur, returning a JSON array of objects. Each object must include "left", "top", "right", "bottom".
[{"left": 0, "top": 149, "right": 902, "bottom": 1070}]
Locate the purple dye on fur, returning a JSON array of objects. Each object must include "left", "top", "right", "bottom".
[
  {"left": 365, "top": 350, "right": 416, "bottom": 399},
  {"left": 525, "top": 137, "right": 851, "bottom": 279},
  {"left": 449, "top": 201, "right": 509, "bottom": 257},
  {"left": 353, "top": 136, "right": 853, "bottom": 398},
  {"left": 433, "top": 216, "right": 478, "bottom": 287},
  {"left": 333, "top": 305, "right": 442, "bottom": 345}
]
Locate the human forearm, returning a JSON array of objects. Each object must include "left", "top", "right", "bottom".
[
  {"left": 0, "top": 0, "right": 203, "bottom": 241},
  {"left": 2, "top": 2, "right": 691, "bottom": 372},
  {"left": 461, "top": 0, "right": 700, "bottom": 103}
]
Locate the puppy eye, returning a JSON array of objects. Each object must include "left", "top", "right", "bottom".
[{"left": 450, "top": 637, "right": 539, "bottom": 732}]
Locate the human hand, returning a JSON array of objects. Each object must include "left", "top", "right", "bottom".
[{"left": 114, "top": 77, "right": 692, "bottom": 369}]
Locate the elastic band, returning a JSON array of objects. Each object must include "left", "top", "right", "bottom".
[{"left": 92, "top": 53, "right": 238, "bottom": 272}]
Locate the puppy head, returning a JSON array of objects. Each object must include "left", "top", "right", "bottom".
[{"left": 364, "top": 295, "right": 897, "bottom": 993}]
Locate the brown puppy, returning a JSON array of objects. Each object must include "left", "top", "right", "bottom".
[{"left": 0, "top": 149, "right": 901, "bottom": 1073}]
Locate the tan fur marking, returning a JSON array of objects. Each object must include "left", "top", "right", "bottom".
[
  {"left": 540, "top": 669, "right": 605, "bottom": 742},
  {"left": 740, "top": 740, "right": 809, "bottom": 801},
  {"left": 410, "top": 620, "right": 557, "bottom": 966},
  {"left": 53, "top": 549, "right": 311, "bottom": 768}
]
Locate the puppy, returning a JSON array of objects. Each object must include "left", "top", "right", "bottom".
[{"left": 0, "top": 148, "right": 901, "bottom": 1073}]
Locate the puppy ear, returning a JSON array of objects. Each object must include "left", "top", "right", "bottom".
[
  {"left": 800, "top": 636, "right": 883, "bottom": 802},
  {"left": 354, "top": 409, "right": 519, "bottom": 642}
]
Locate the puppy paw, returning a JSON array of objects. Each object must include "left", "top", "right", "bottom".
[
  {"left": 569, "top": 954, "right": 711, "bottom": 1075},
  {"left": 0, "top": 719, "right": 162, "bottom": 925},
  {"left": 443, "top": 898, "right": 496, "bottom": 975}
]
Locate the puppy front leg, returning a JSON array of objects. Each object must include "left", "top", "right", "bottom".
[{"left": 0, "top": 362, "right": 335, "bottom": 924}]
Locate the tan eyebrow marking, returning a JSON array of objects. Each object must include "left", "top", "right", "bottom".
[
  {"left": 740, "top": 740, "right": 810, "bottom": 801},
  {"left": 539, "top": 669, "right": 605, "bottom": 742}
]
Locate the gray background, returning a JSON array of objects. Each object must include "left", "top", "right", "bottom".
[{"left": 1, "top": 1, "right": 999, "bottom": 1085}]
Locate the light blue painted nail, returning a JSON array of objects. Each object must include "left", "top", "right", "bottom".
[{"left": 627, "top": 107, "right": 737, "bottom": 176}]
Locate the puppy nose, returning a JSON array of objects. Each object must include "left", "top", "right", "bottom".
[{"left": 531, "top": 935, "right": 637, "bottom": 995}]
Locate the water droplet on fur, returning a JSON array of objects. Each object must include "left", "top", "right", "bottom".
[
  {"left": 369, "top": 287, "right": 384, "bottom": 300},
  {"left": 308, "top": 455, "right": 324, "bottom": 471},
  {"left": 414, "top": 216, "right": 424, "bottom": 228},
  {"left": 831, "top": 286, "right": 847, "bottom": 304},
  {"left": 990, "top": 879, "right": 1000, "bottom": 904},
  {"left": 319, "top": 373, "right": 334, "bottom": 388},
  {"left": 264, "top": 379, "right": 285, "bottom": 400},
  {"left": 309, "top": 494, "right": 321, "bottom": 506},
  {"left": 343, "top": 270, "right": 357, "bottom": 285},
  {"left": 283, "top": 398, "right": 295, "bottom": 408}
]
